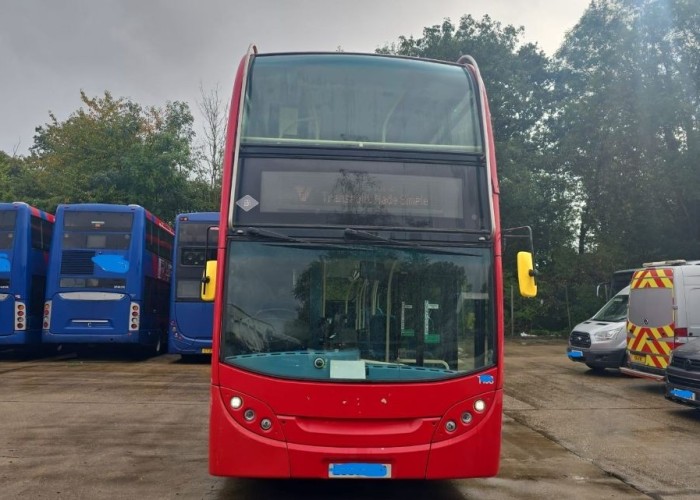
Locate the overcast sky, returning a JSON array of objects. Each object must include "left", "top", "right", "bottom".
[{"left": 0, "top": 0, "right": 591, "bottom": 156}]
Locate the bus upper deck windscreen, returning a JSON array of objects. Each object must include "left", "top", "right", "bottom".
[{"left": 242, "top": 54, "right": 483, "bottom": 152}]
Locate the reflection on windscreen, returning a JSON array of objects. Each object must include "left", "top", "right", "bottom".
[
  {"left": 222, "top": 242, "right": 494, "bottom": 382},
  {"left": 242, "top": 54, "right": 482, "bottom": 152}
]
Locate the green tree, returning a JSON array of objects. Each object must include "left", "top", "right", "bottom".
[
  {"left": 379, "top": 16, "right": 578, "bottom": 265},
  {"left": 194, "top": 83, "right": 227, "bottom": 209},
  {"left": 0, "top": 152, "right": 48, "bottom": 208},
  {"left": 554, "top": 0, "right": 700, "bottom": 265},
  {"left": 380, "top": 15, "right": 581, "bottom": 333},
  {"left": 29, "top": 91, "right": 207, "bottom": 221}
]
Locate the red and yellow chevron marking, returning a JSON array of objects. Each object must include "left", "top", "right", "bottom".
[
  {"left": 627, "top": 267, "right": 675, "bottom": 368},
  {"left": 631, "top": 268, "right": 673, "bottom": 289},
  {"left": 627, "top": 324, "right": 674, "bottom": 368}
]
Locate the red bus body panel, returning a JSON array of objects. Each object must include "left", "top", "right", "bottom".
[
  {"left": 209, "top": 53, "right": 505, "bottom": 479},
  {"left": 210, "top": 364, "right": 502, "bottom": 478}
]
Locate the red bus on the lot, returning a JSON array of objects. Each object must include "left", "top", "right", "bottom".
[{"left": 202, "top": 46, "right": 537, "bottom": 479}]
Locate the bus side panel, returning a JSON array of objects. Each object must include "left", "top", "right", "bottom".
[{"left": 209, "top": 385, "right": 290, "bottom": 477}]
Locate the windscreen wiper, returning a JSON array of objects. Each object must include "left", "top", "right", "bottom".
[
  {"left": 245, "top": 227, "right": 304, "bottom": 243},
  {"left": 344, "top": 228, "right": 418, "bottom": 247},
  {"left": 344, "top": 228, "right": 480, "bottom": 256}
]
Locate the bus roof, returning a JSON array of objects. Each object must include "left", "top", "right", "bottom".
[{"left": 0, "top": 201, "right": 54, "bottom": 222}]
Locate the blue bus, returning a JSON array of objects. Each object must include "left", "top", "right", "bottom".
[
  {"left": 0, "top": 202, "right": 54, "bottom": 346},
  {"left": 168, "top": 212, "right": 218, "bottom": 357},
  {"left": 42, "top": 204, "right": 173, "bottom": 353}
]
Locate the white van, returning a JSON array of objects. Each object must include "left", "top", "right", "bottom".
[
  {"left": 567, "top": 286, "right": 629, "bottom": 371},
  {"left": 621, "top": 260, "right": 700, "bottom": 381}
]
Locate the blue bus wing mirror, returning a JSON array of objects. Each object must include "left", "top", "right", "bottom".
[
  {"left": 517, "top": 251, "right": 537, "bottom": 298},
  {"left": 201, "top": 260, "right": 217, "bottom": 302}
]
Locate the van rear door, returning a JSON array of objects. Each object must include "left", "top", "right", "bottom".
[
  {"left": 627, "top": 268, "right": 675, "bottom": 371},
  {"left": 684, "top": 272, "right": 700, "bottom": 340}
]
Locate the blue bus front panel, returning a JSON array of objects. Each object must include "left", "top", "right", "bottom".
[{"left": 169, "top": 301, "right": 214, "bottom": 354}]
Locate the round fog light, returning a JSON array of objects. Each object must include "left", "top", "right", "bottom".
[
  {"left": 461, "top": 412, "right": 473, "bottom": 424},
  {"left": 474, "top": 399, "right": 486, "bottom": 413},
  {"left": 244, "top": 409, "right": 256, "bottom": 421},
  {"left": 230, "top": 396, "right": 243, "bottom": 409},
  {"left": 260, "top": 418, "right": 272, "bottom": 430},
  {"left": 445, "top": 420, "right": 457, "bottom": 432}
]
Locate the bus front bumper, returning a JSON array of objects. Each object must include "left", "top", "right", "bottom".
[
  {"left": 41, "top": 330, "right": 153, "bottom": 345},
  {"left": 168, "top": 333, "right": 212, "bottom": 355},
  {"left": 0, "top": 330, "right": 41, "bottom": 345},
  {"left": 208, "top": 385, "right": 502, "bottom": 479}
]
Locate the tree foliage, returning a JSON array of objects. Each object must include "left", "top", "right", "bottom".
[
  {"left": 381, "top": 4, "right": 700, "bottom": 333},
  {"left": 380, "top": 15, "right": 585, "bottom": 332},
  {"left": 554, "top": 0, "right": 700, "bottom": 265},
  {"left": 379, "top": 16, "right": 578, "bottom": 265},
  {"left": 27, "top": 91, "right": 215, "bottom": 222}
]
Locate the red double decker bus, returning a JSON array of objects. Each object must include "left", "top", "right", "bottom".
[{"left": 203, "top": 46, "right": 537, "bottom": 479}]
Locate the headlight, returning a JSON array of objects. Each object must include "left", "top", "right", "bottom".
[{"left": 593, "top": 325, "right": 624, "bottom": 341}]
